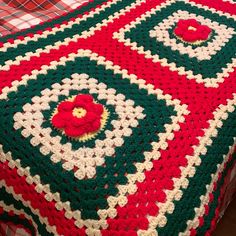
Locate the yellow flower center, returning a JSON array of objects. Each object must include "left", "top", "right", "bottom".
[
  {"left": 188, "top": 26, "right": 197, "bottom": 31},
  {"left": 72, "top": 107, "right": 87, "bottom": 118}
]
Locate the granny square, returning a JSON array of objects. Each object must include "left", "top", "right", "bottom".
[{"left": 114, "top": 0, "right": 236, "bottom": 87}]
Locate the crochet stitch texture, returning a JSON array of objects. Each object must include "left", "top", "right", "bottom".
[{"left": 0, "top": 0, "right": 236, "bottom": 235}]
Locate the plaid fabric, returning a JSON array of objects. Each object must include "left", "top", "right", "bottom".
[
  {"left": 3, "top": 0, "right": 62, "bottom": 12},
  {"left": 0, "top": 0, "right": 89, "bottom": 36}
]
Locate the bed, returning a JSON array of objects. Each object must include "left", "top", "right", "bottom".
[{"left": 0, "top": 0, "right": 236, "bottom": 235}]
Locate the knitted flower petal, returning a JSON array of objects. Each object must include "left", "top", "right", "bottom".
[
  {"left": 58, "top": 101, "right": 74, "bottom": 112},
  {"left": 64, "top": 125, "right": 86, "bottom": 137},
  {"left": 182, "top": 32, "right": 197, "bottom": 42},
  {"left": 174, "top": 26, "right": 184, "bottom": 37},
  {"left": 85, "top": 112, "right": 98, "bottom": 122},
  {"left": 51, "top": 113, "right": 66, "bottom": 128},
  {"left": 187, "top": 19, "right": 199, "bottom": 28},
  {"left": 177, "top": 19, "right": 187, "bottom": 27},
  {"left": 91, "top": 119, "right": 101, "bottom": 130},
  {"left": 88, "top": 103, "right": 104, "bottom": 115},
  {"left": 200, "top": 26, "right": 212, "bottom": 40},
  {"left": 71, "top": 116, "right": 87, "bottom": 127},
  {"left": 74, "top": 94, "right": 93, "bottom": 107},
  {"left": 58, "top": 111, "right": 74, "bottom": 121}
]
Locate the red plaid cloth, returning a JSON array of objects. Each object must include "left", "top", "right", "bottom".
[{"left": 0, "top": 0, "right": 89, "bottom": 36}]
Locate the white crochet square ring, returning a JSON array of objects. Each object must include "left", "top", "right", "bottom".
[
  {"left": 13, "top": 73, "right": 145, "bottom": 180},
  {"left": 149, "top": 10, "right": 234, "bottom": 61}
]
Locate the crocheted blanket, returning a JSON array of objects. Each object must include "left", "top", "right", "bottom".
[{"left": 0, "top": 0, "right": 236, "bottom": 235}]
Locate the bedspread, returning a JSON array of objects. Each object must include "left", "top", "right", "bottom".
[{"left": 0, "top": 0, "right": 236, "bottom": 235}]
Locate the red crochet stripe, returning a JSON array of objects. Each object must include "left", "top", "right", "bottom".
[{"left": 0, "top": 161, "right": 86, "bottom": 236}]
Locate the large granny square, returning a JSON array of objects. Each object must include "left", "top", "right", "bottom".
[{"left": 114, "top": 0, "right": 236, "bottom": 87}]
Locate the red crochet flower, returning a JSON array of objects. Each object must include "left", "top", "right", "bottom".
[
  {"left": 174, "top": 19, "right": 212, "bottom": 43},
  {"left": 51, "top": 94, "right": 104, "bottom": 138}
]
